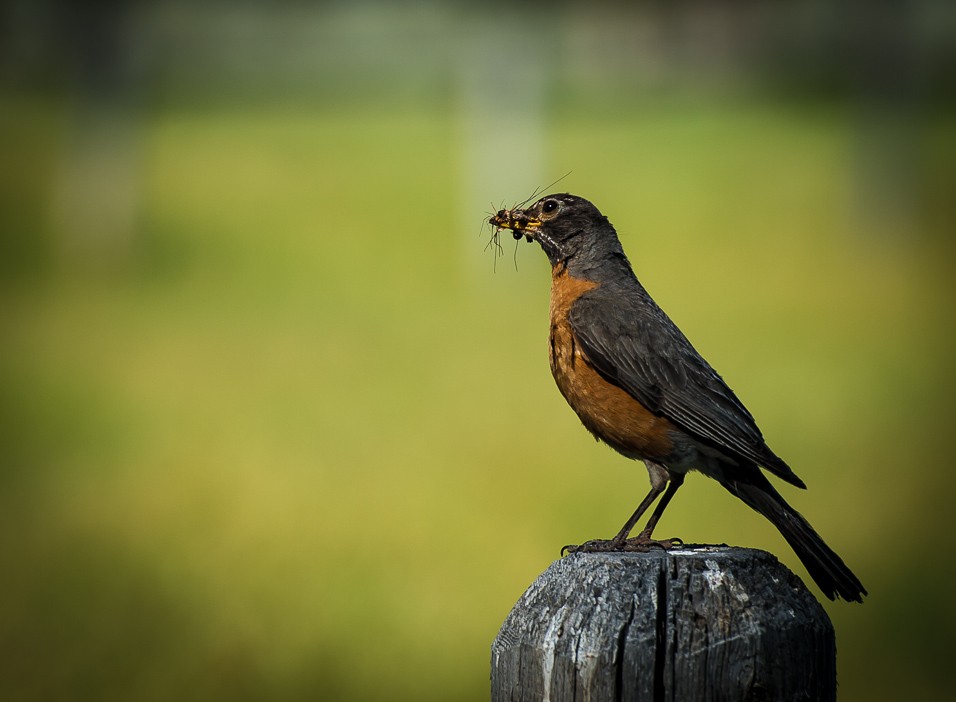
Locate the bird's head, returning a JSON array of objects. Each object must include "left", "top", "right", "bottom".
[{"left": 489, "top": 193, "right": 626, "bottom": 274}]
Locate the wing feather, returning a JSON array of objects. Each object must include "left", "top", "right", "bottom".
[{"left": 569, "top": 287, "right": 804, "bottom": 488}]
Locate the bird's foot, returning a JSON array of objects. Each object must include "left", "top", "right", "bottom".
[
  {"left": 561, "top": 535, "right": 682, "bottom": 556},
  {"left": 622, "top": 534, "right": 683, "bottom": 551},
  {"left": 561, "top": 538, "right": 622, "bottom": 555}
]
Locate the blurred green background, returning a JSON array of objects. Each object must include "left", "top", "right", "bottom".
[{"left": 2, "top": 1, "right": 955, "bottom": 700}]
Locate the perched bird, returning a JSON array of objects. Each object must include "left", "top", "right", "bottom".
[{"left": 490, "top": 193, "right": 866, "bottom": 603}]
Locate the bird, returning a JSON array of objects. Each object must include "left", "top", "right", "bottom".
[{"left": 489, "top": 193, "right": 866, "bottom": 603}]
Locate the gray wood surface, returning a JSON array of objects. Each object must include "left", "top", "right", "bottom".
[{"left": 491, "top": 547, "right": 835, "bottom": 702}]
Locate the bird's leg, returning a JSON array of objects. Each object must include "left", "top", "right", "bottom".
[
  {"left": 623, "top": 472, "right": 684, "bottom": 550},
  {"left": 563, "top": 462, "right": 680, "bottom": 554},
  {"left": 609, "top": 474, "right": 667, "bottom": 544}
]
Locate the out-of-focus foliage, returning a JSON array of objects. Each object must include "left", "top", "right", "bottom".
[{"left": 1, "top": 1, "right": 954, "bottom": 700}]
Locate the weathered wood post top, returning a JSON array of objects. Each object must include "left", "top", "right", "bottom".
[{"left": 491, "top": 547, "right": 835, "bottom": 702}]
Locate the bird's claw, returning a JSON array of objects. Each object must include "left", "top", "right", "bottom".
[
  {"left": 562, "top": 539, "right": 621, "bottom": 555},
  {"left": 562, "top": 535, "right": 683, "bottom": 556},
  {"left": 624, "top": 535, "right": 683, "bottom": 550}
]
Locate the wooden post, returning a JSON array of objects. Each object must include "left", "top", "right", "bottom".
[{"left": 491, "top": 547, "right": 835, "bottom": 702}]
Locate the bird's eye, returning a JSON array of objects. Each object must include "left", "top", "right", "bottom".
[{"left": 542, "top": 200, "right": 559, "bottom": 214}]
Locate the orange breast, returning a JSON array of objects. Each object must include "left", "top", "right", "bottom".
[{"left": 548, "top": 267, "right": 676, "bottom": 461}]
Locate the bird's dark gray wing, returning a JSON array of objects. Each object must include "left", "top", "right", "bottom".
[{"left": 569, "top": 288, "right": 804, "bottom": 488}]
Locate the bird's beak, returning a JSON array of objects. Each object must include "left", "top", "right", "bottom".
[{"left": 489, "top": 209, "right": 541, "bottom": 242}]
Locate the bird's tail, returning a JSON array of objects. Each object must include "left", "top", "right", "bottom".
[{"left": 723, "top": 478, "right": 867, "bottom": 603}]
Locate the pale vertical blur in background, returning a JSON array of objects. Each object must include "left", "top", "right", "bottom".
[{"left": 1, "top": 1, "right": 954, "bottom": 700}]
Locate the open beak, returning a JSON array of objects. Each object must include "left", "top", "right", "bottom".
[{"left": 489, "top": 209, "right": 540, "bottom": 242}]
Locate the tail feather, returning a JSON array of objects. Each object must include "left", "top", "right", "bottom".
[{"left": 725, "top": 478, "right": 867, "bottom": 603}]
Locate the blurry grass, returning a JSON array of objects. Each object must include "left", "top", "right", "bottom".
[{"left": 1, "top": 96, "right": 954, "bottom": 700}]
